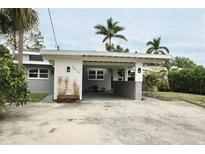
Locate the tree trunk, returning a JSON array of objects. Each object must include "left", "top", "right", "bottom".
[
  {"left": 109, "top": 37, "right": 111, "bottom": 46},
  {"left": 108, "top": 37, "right": 112, "bottom": 52},
  {"left": 12, "top": 33, "right": 17, "bottom": 57},
  {"left": 18, "top": 30, "right": 24, "bottom": 68}
]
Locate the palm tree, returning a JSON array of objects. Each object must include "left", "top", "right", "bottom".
[
  {"left": 0, "top": 9, "right": 39, "bottom": 67},
  {"left": 146, "top": 37, "right": 169, "bottom": 55},
  {"left": 94, "top": 17, "right": 127, "bottom": 51}
]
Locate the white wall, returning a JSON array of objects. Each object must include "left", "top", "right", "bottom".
[
  {"left": 135, "top": 62, "right": 143, "bottom": 82},
  {"left": 23, "top": 55, "right": 29, "bottom": 62},
  {"left": 54, "top": 58, "right": 83, "bottom": 100}
]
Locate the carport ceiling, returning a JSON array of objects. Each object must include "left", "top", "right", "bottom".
[{"left": 83, "top": 61, "right": 135, "bottom": 68}]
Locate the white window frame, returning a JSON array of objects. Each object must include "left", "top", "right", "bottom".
[
  {"left": 28, "top": 68, "right": 49, "bottom": 80},
  {"left": 88, "top": 69, "right": 104, "bottom": 80}
]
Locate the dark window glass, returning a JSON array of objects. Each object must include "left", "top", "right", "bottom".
[
  {"left": 97, "top": 75, "right": 103, "bottom": 79},
  {"left": 88, "top": 75, "right": 96, "bottom": 79},
  {"left": 39, "top": 69, "right": 49, "bottom": 78},
  {"left": 29, "top": 69, "right": 38, "bottom": 78},
  {"left": 29, "top": 55, "right": 43, "bottom": 61},
  {"left": 40, "top": 69, "right": 48, "bottom": 74},
  {"left": 89, "top": 70, "right": 95, "bottom": 75},
  {"left": 40, "top": 73, "right": 48, "bottom": 78},
  {"left": 97, "top": 70, "right": 104, "bottom": 79},
  {"left": 97, "top": 71, "right": 103, "bottom": 75}
]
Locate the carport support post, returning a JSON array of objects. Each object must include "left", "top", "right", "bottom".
[
  {"left": 134, "top": 62, "right": 143, "bottom": 101},
  {"left": 124, "top": 67, "right": 128, "bottom": 81},
  {"left": 113, "top": 68, "right": 118, "bottom": 81}
]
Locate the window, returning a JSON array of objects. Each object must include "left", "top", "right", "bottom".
[
  {"left": 39, "top": 69, "right": 49, "bottom": 78},
  {"left": 88, "top": 70, "right": 96, "bottom": 79},
  {"left": 29, "top": 55, "right": 43, "bottom": 61},
  {"left": 29, "top": 69, "right": 38, "bottom": 78},
  {"left": 88, "top": 69, "right": 104, "bottom": 80},
  {"left": 28, "top": 68, "right": 49, "bottom": 79},
  {"left": 128, "top": 69, "right": 135, "bottom": 81},
  {"left": 97, "top": 70, "right": 104, "bottom": 79},
  {"left": 118, "top": 69, "right": 124, "bottom": 81}
]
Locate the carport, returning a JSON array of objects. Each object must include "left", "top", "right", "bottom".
[{"left": 82, "top": 59, "right": 140, "bottom": 100}]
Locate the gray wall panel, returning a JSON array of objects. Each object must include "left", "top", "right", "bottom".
[
  {"left": 25, "top": 65, "right": 54, "bottom": 94},
  {"left": 113, "top": 81, "right": 142, "bottom": 100}
]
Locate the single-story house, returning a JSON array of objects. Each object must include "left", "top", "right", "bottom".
[{"left": 18, "top": 50, "right": 171, "bottom": 101}]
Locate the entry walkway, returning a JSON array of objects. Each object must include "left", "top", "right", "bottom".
[{"left": 41, "top": 94, "right": 55, "bottom": 103}]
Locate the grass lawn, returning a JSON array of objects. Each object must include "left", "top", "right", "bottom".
[
  {"left": 29, "top": 93, "right": 48, "bottom": 102},
  {"left": 143, "top": 91, "right": 205, "bottom": 108}
]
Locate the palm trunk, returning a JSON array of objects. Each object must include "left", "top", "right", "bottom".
[
  {"left": 12, "top": 33, "right": 17, "bottom": 57},
  {"left": 18, "top": 30, "right": 24, "bottom": 68},
  {"left": 109, "top": 37, "right": 111, "bottom": 46},
  {"left": 108, "top": 37, "right": 112, "bottom": 52}
]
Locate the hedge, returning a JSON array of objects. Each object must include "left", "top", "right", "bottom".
[{"left": 168, "top": 66, "right": 205, "bottom": 95}]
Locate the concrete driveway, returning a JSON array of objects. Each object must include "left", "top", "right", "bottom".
[{"left": 0, "top": 97, "right": 205, "bottom": 144}]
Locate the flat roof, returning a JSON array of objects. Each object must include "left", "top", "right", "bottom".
[
  {"left": 40, "top": 50, "right": 172, "bottom": 60},
  {"left": 15, "top": 50, "right": 41, "bottom": 55},
  {"left": 14, "top": 60, "right": 52, "bottom": 65}
]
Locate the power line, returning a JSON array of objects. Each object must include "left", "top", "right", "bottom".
[{"left": 48, "top": 8, "right": 59, "bottom": 50}]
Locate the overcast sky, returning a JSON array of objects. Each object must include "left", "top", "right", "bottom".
[{"left": 37, "top": 8, "right": 205, "bottom": 66}]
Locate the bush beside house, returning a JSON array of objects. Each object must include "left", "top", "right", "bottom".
[
  {"left": 143, "top": 71, "right": 169, "bottom": 92},
  {"left": 0, "top": 45, "right": 30, "bottom": 108}
]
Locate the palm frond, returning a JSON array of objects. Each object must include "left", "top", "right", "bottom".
[
  {"left": 94, "top": 24, "right": 107, "bottom": 35},
  {"left": 96, "top": 31, "right": 107, "bottom": 35},
  {"left": 113, "top": 21, "right": 119, "bottom": 27},
  {"left": 146, "top": 41, "right": 154, "bottom": 46},
  {"left": 157, "top": 50, "right": 166, "bottom": 55},
  {"left": 158, "top": 46, "right": 169, "bottom": 54},
  {"left": 114, "top": 26, "right": 125, "bottom": 33},
  {"left": 0, "top": 8, "right": 39, "bottom": 32},
  {"left": 113, "top": 34, "right": 127, "bottom": 41},
  {"left": 102, "top": 36, "right": 108, "bottom": 43},
  {"left": 146, "top": 47, "right": 155, "bottom": 54},
  {"left": 107, "top": 17, "right": 113, "bottom": 29}
]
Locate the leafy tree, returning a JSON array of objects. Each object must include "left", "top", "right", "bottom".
[
  {"left": 163, "top": 59, "right": 174, "bottom": 70},
  {"left": 94, "top": 17, "right": 127, "bottom": 51},
  {"left": 3, "top": 28, "right": 45, "bottom": 53},
  {"left": 0, "top": 45, "right": 30, "bottom": 108},
  {"left": 104, "top": 44, "right": 129, "bottom": 53},
  {"left": 0, "top": 9, "right": 39, "bottom": 67},
  {"left": 146, "top": 37, "right": 169, "bottom": 54},
  {"left": 163, "top": 56, "right": 197, "bottom": 70},
  {"left": 173, "top": 56, "right": 197, "bottom": 69},
  {"left": 113, "top": 45, "right": 129, "bottom": 53}
]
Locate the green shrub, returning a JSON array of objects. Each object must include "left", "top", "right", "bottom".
[
  {"left": 168, "top": 66, "right": 205, "bottom": 95},
  {"left": 0, "top": 45, "right": 30, "bottom": 108},
  {"left": 144, "top": 72, "right": 169, "bottom": 92}
]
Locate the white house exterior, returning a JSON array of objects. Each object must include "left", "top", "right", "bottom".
[{"left": 40, "top": 50, "right": 171, "bottom": 101}]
